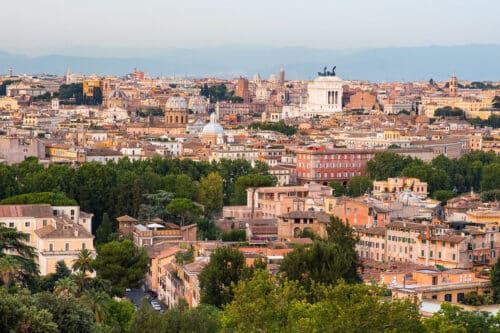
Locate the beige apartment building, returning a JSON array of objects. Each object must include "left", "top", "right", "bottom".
[
  {"left": 0, "top": 204, "right": 94, "bottom": 275},
  {"left": 373, "top": 177, "right": 428, "bottom": 199}
]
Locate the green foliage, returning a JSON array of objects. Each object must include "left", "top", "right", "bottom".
[
  {"left": 175, "top": 246, "right": 195, "bottom": 265},
  {"left": 166, "top": 198, "right": 202, "bottom": 226},
  {"left": 0, "top": 156, "right": 269, "bottom": 231},
  {"left": 461, "top": 291, "right": 491, "bottom": 306},
  {"left": 196, "top": 217, "right": 218, "bottom": 240},
  {"left": 200, "top": 83, "right": 241, "bottom": 103},
  {"left": 248, "top": 121, "right": 298, "bottom": 136},
  {"left": 468, "top": 115, "right": 500, "bottom": 128},
  {"left": 280, "top": 216, "right": 361, "bottom": 291},
  {"left": 93, "top": 240, "right": 149, "bottom": 291},
  {"left": 129, "top": 299, "right": 221, "bottom": 333},
  {"left": 481, "top": 189, "right": 500, "bottom": 202},
  {"left": 222, "top": 271, "right": 423, "bottom": 333},
  {"left": 401, "top": 162, "right": 450, "bottom": 194},
  {"left": 329, "top": 181, "right": 347, "bottom": 196},
  {"left": 231, "top": 173, "right": 277, "bottom": 205},
  {"left": 58, "top": 83, "right": 84, "bottom": 104},
  {"left": 96, "top": 212, "right": 113, "bottom": 245},
  {"left": 433, "top": 190, "right": 456, "bottom": 202},
  {"left": 434, "top": 106, "right": 465, "bottom": 117},
  {"left": 366, "top": 152, "right": 415, "bottom": 180},
  {"left": 221, "top": 229, "right": 246, "bottom": 242},
  {"left": 481, "top": 163, "right": 500, "bottom": 192},
  {"left": 106, "top": 298, "right": 135, "bottom": 332},
  {"left": 491, "top": 257, "right": 500, "bottom": 303},
  {"left": 36, "top": 292, "right": 96, "bottom": 333},
  {"left": 198, "top": 172, "right": 224, "bottom": 215},
  {"left": 346, "top": 175, "right": 373, "bottom": 197},
  {"left": 199, "top": 246, "right": 246, "bottom": 308},
  {"left": 40, "top": 260, "right": 72, "bottom": 292},
  {"left": 0, "top": 164, "right": 19, "bottom": 200},
  {"left": 0, "top": 225, "right": 38, "bottom": 286},
  {"left": 72, "top": 248, "right": 94, "bottom": 275},
  {"left": 423, "top": 302, "right": 500, "bottom": 333},
  {"left": 0, "top": 191, "right": 77, "bottom": 206},
  {"left": 0, "top": 288, "right": 58, "bottom": 333}
]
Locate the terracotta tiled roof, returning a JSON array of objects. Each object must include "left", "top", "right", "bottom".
[
  {"left": 35, "top": 223, "right": 93, "bottom": 239},
  {"left": 116, "top": 215, "right": 138, "bottom": 223},
  {"left": 0, "top": 204, "right": 53, "bottom": 218}
]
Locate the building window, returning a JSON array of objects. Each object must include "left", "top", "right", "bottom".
[
  {"left": 49, "top": 244, "right": 53, "bottom": 252},
  {"left": 25, "top": 222, "right": 30, "bottom": 228},
  {"left": 9, "top": 222, "right": 14, "bottom": 228},
  {"left": 444, "top": 294, "right": 452, "bottom": 302},
  {"left": 65, "top": 243, "right": 69, "bottom": 251},
  {"left": 43, "top": 220, "right": 47, "bottom": 226},
  {"left": 82, "top": 243, "right": 86, "bottom": 250}
]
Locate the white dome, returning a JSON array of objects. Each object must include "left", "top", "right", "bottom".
[
  {"left": 202, "top": 122, "right": 224, "bottom": 135},
  {"left": 165, "top": 96, "right": 188, "bottom": 110}
]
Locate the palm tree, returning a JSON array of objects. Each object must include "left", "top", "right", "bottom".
[
  {"left": 72, "top": 270, "right": 89, "bottom": 295},
  {"left": 72, "top": 248, "right": 94, "bottom": 275},
  {"left": 80, "top": 290, "right": 111, "bottom": 324},
  {"left": 0, "top": 226, "right": 38, "bottom": 283},
  {"left": 54, "top": 277, "right": 78, "bottom": 297},
  {"left": 0, "top": 256, "right": 20, "bottom": 287}
]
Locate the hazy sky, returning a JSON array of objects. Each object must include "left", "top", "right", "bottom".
[{"left": 2, "top": 0, "right": 500, "bottom": 54}]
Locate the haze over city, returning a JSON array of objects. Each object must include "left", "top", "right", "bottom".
[
  {"left": 1, "top": 0, "right": 500, "bottom": 80},
  {"left": 1, "top": 1, "right": 500, "bottom": 332}
]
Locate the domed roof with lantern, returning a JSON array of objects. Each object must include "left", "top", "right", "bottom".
[
  {"left": 202, "top": 112, "right": 224, "bottom": 135},
  {"left": 165, "top": 96, "right": 188, "bottom": 110}
]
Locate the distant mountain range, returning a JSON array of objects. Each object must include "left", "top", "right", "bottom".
[{"left": 1, "top": 44, "right": 500, "bottom": 81}]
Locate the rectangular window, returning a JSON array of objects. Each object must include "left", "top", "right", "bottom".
[
  {"left": 444, "top": 294, "right": 452, "bottom": 302},
  {"left": 65, "top": 243, "right": 69, "bottom": 251},
  {"left": 49, "top": 244, "right": 53, "bottom": 252},
  {"left": 9, "top": 222, "right": 14, "bottom": 228},
  {"left": 25, "top": 222, "right": 30, "bottom": 228},
  {"left": 82, "top": 243, "right": 86, "bottom": 250}
]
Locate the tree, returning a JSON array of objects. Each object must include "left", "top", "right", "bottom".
[
  {"left": 0, "top": 255, "right": 21, "bottom": 287},
  {"left": 230, "top": 174, "right": 276, "bottom": 205},
  {"left": 433, "top": 190, "right": 456, "bottom": 202},
  {"left": 481, "top": 163, "right": 500, "bottom": 192},
  {"left": 196, "top": 217, "right": 218, "bottom": 240},
  {"left": 106, "top": 298, "right": 136, "bottom": 332},
  {"left": 366, "top": 152, "right": 415, "bottom": 180},
  {"left": 72, "top": 248, "right": 94, "bottom": 276},
  {"left": 280, "top": 216, "right": 361, "bottom": 291},
  {"left": 95, "top": 212, "right": 113, "bottom": 245},
  {"left": 492, "top": 257, "right": 500, "bottom": 303},
  {"left": 423, "top": 303, "right": 498, "bottom": 333},
  {"left": 80, "top": 290, "right": 111, "bottom": 324},
  {"left": 434, "top": 106, "right": 465, "bottom": 118},
  {"left": 248, "top": 121, "right": 298, "bottom": 136},
  {"left": 93, "top": 240, "right": 149, "bottom": 291},
  {"left": 222, "top": 271, "right": 423, "bottom": 332},
  {"left": 221, "top": 229, "right": 246, "bottom": 242},
  {"left": 53, "top": 277, "right": 78, "bottom": 297},
  {"left": 0, "top": 164, "right": 19, "bottom": 200},
  {"left": 346, "top": 176, "right": 373, "bottom": 197},
  {"left": 35, "top": 292, "right": 96, "bottom": 333},
  {"left": 173, "top": 174, "right": 198, "bottom": 200},
  {"left": 199, "top": 246, "right": 246, "bottom": 308},
  {"left": 481, "top": 189, "right": 500, "bottom": 202},
  {"left": 401, "top": 162, "right": 450, "bottom": 194},
  {"left": 0, "top": 288, "right": 58, "bottom": 333},
  {"left": 222, "top": 270, "right": 307, "bottom": 332},
  {"left": 166, "top": 198, "right": 202, "bottom": 226},
  {"left": 40, "top": 260, "right": 72, "bottom": 292},
  {"left": 0, "top": 225, "right": 38, "bottom": 285},
  {"left": 198, "top": 172, "right": 224, "bottom": 215},
  {"left": 329, "top": 181, "right": 346, "bottom": 197}
]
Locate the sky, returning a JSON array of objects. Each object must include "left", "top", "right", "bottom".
[{"left": 1, "top": 0, "right": 500, "bottom": 55}]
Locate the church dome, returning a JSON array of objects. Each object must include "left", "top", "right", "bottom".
[
  {"left": 202, "top": 122, "right": 224, "bottom": 135},
  {"left": 202, "top": 112, "right": 224, "bottom": 135},
  {"left": 165, "top": 96, "right": 188, "bottom": 110}
]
